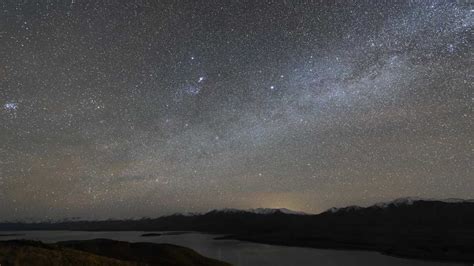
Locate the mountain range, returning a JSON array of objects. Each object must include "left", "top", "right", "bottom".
[{"left": 1, "top": 197, "right": 473, "bottom": 262}]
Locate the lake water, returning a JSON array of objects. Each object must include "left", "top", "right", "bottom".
[{"left": 0, "top": 231, "right": 468, "bottom": 266}]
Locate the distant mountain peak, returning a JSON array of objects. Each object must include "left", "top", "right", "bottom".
[
  {"left": 207, "top": 208, "right": 308, "bottom": 215},
  {"left": 328, "top": 197, "right": 474, "bottom": 213},
  {"left": 169, "top": 211, "right": 201, "bottom": 217},
  {"left": 374, "top": 197, "right": 423, "bottom": 208},
  {"left": 249, "top": 208, "right": 308, "bottom": 215},
  {"left": 328, "top": 205, "right": 363, "bottom": 213},
  {"left": 374, "top": 197, "right": 474, "bottom": 208}
]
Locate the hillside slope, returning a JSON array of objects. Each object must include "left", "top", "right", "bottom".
[{"left": 0, "top": 239, "right": 231, "bottom": 266}]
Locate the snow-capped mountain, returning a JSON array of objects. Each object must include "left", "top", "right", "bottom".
[
  {"left": 206, "top": 208, "right": 308, "bottom": 215},
  {"left": 328, "top": 197, "right": 474, "bottom": 213},
  {"left": 249, "top": 208, "right": 308, "bottom": 215},
  {"left": 373, "top": 197, "right": 474, "bottom": 208},
  {"left": 328, "top": 205, "right": 363, "bottom": 213}
]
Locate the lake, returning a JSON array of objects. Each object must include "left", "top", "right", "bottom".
[{"left": 0, "top": 231, "right": 467, "bottom": 266}]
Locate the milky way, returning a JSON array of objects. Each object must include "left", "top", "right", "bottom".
[{"left": 0, "top": 0, "right": 472, "bottom": 220}]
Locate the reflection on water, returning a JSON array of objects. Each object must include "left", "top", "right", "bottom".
[{"left": 0, "top": 231, "right": 467, "bottom": 266}]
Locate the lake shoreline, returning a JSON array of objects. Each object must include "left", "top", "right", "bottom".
[
  {"left": 2, "top": 229, "right": 471, "bottom": 263},
  {"left": 0, "top": 230, "right": 467, "bottom": 265}
]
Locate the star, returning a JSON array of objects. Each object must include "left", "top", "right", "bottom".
[
  {"left": 0, "top": 0, "right": 470, "bottom": 220},
  {"left": 184, "top": 85, "right": 201, "bottom": 96},
  {"left": 3, "top": 102, "right": 18, "bottom": 111}
]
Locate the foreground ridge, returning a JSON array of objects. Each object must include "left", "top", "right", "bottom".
[{"left": 0, "top": 239, "right": 231, "bottom": 266}]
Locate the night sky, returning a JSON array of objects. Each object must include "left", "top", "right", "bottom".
[{"left": 0, "top": 0, "right": 472, "bottom": 220}]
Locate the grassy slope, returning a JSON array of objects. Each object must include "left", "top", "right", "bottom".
[
  {"left": 0, "top": 240, "right": 134, "bottom": 266},
  {"left": 0, "top": 239, "right": 232, "bottom": 266},
  {"left": 58, "top": 238, "right": 231, "bottom": 266}
]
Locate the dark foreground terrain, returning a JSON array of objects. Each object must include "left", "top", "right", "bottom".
[
  {"left": 0, "top": 239, "right": 231, "bottom": 266},
  {"left": 1, "top": 198, "right": 473, "bottom": 263}
]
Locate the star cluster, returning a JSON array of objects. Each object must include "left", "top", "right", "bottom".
[{"left": 0, "top": 0, "right": 472, "bottom": 220}]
